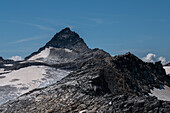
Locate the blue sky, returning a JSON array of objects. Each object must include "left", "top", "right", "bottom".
[{"left": 0, "top": 0, "right": 170, "bottom": 61}]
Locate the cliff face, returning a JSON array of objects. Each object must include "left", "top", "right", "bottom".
[{"left": 1, "top": 28, "right": 170, "bottom": 113}]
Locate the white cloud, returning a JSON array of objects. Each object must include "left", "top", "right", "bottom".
[
  {"left": 36, "top": 18, "right": 76, "bottom": 29},
  {"left": 142, "top": 53, "right": 157, "bottom": 63},
  {"left": 9, "top": 56, "right": 23, "bottom": 61},
  {"left": 29, "top": 23, "right": 55, "bottom": 31},
  {"left": 158, "top": 56, "right": 166, "bottom": 65},
  {"left": 142, "top": 53, "right": 167, "bottom": 65}
]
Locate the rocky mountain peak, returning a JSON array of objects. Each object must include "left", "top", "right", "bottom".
[
  {"left": 59, "top": 27, "right": 72, "bottom": 33},
  {"left": 25, "top": 28, "right": 91, "bottom": 60},
  {"left": 45, "top": 27, "right": 89, "bottom": 53}
]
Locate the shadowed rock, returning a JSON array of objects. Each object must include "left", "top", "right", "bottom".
[{"left": 1, "top": 28, "right": 170, "bottom": 113}]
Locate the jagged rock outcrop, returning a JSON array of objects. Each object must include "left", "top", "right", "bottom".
[
  {"left": 110, "top": 52, "right": 169, "bottom": 96},
  {"left": 1, "top": 28, "right": 170, "bottom": 113}
]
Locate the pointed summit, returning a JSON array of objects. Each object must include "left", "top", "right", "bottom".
[
  {"left": 59, "top": 27, "right": 72, "bottom": 33},
  {"left": 25, "top": 28, "right": 90, "bottom": 60},
  {"left": 45, "top": 27, "right": 89, "bottom": 53}
]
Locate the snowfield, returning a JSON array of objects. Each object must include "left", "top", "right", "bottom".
[
  {"left": 0, "top": 66, "right": 46, "bottom": 89},
  {"left": 0, "top": 66, "right": 71, "bottom": 105},
  {"left": 149, "top": 85, "right": 170, "bottom": 101}
]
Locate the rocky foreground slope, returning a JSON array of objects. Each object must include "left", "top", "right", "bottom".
[
  {"left": 1, "top": 28, "right": 170, "bottom": 113},
  {"left": 0, "top": 28, "right": 91, "bottom": 104}
]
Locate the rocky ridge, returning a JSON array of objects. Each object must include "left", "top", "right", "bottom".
[
  {"left": 0, "top": 28, "right": 170, "bottom": 113},
  {"left": 165, "top": 62, "right": 170, "bottom": 66}
]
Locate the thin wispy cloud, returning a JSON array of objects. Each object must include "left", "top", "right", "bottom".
[
  {"left": 28, "top": 23, "right": 55, "bottom": 31},
  {"left": 37, "top": 17, "right": 101, "bottom": 28},
  {"left": 83, "top": 17, "right": 103, "bottom": 24},
  {"left": 11, "top": 35, "right": 47, "bottom": 44},
  {"left": 0, "top": 47, "right": 35, "bottom": 53},
  {"left": 6, "top": 20, "right": 55, "bottom": 31},
  {"left": 36, "top": 18, "right": 76, "bottom": 29}
]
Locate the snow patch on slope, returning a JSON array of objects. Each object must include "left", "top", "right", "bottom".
[
  {"left": 3, "top": 64, "right": 13, "bottom": 66},
  {"left": 65, "top": 48, "right": 72, "bottom": 52},
  {"left": 163, "top": 66, "right": 170, "bottom": 75},
  {"left": 149, "top": 67, "right": 170, "bottom": 101},
  {"left": 0, "top": 68, "right": 11, "bottom": 74},
  {"left": 28, "top": 47, "right": 51, "bottom": 61},
  {"left": 149, "top": 85, "right": 170, "bottom": 101},
  {"left": 28, "top": 47, "right": 73, "bottom": 62}
]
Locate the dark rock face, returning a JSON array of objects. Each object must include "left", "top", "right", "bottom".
[
  {"left": 110, "top": 52, "right": 168, "bottom": 96},
  {"left": 1, "top": 50, "right": 170, "bottom": 113},
  {"left": 45, "top": 27, "right": 89, "bottom": 53},
  {"left": 25, "top": 28, "right": 90, "bottom": 60},
  {"left": 1, "top": 28, "right": 170, "bottom": 113}
]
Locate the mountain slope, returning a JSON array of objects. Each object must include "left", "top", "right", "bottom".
[
  {"left": 1, "top": 28, "right": 170, "bottom": 113},
  {"left": 45, "top": 27, "right": 89, "bottom": 53},
  {"left": 0, "top": 28, "right": 92, "bottom": 104},
  {"left": 25, "top": 28, "right": 90, "bottom": 64},
  {"left": 0, "top": 28, "right": 108, "bottom": 105},
  {"left": 1, "top": 51, "right": 170, "bottom": 113}
]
